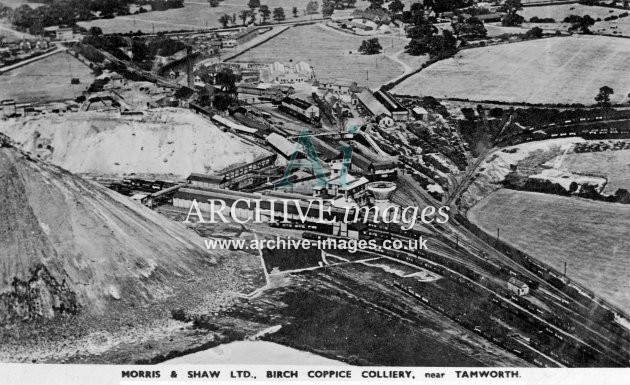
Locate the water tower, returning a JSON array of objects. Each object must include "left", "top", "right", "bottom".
[{"left": 367, "top": 181, "right": 397, "bottom": 204}]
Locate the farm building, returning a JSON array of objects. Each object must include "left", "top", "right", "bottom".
[
  {"left": 259, "top": 61, "right": 315, "bottom": 85},
  {"left": 43, "top": 26, "right": 73, "bottom": 41},
  {"left": 476, "top": 13, "right": 504, "bottom": 23},
  {"left": 412, "top": 106, "right": 428, "bottom": 121},
  {"left": 351, "top": 9, "right": 391, "bottom": 24},
  {"left": 373, "top": 90, "right": 409, "bottom": 121},
  {"left": 507, "top": 277, "right": 529, "bottom": 296},
  {"left": 280, "top": 96, "right": 320, "bottom": 124}
]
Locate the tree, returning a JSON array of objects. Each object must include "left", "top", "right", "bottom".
[
  {"left": 501, "top": 0, "right": 524, "bottom": 26},
  {"left": 567, "top": 14, "right": 595, "bottom": 33},
  {"left": 231, "top": 13, "right": 237, "bottom": 25},
  {"left": 292, "top": 6, "right": 299, "bottom": 17},
  {"left": 248, "top": 0, "right": 261, "bottom": 9},
  {"left": 306, "top": 1, "right": 319, "bottom": 14},
  {"left": 368, "top": 0, "right": 384, "bottom": 10},
  {"left": 525, "top": 26, "right": 543, "bottom": 39},
  {"left": 388, "top": 0, "right": 404, "bottom": 14},
  {"left": 359, "top": 38, "right": 382, "bottom": 54},
  {"left": 322, "top": 1, "right": 335, "bottom": 17},
  {"left": 259, "top": 5, "right": 271, "bottom": 22},
  {"left": 239, "top": 9, "right": 251, "bottom": 25},
  {"left": 218, "top": 14, "right": 231, "bottom": 27},
  {"left": 89, "top": 26, "right": 103, "bottom": 36},
  {"left": 452, "top": 16, "right": 486, "bottom": 39},
  {"left": 131, "top": 39, "right": 148, "bottom": 63},
  {"left": 208, "top": 0, "right": 220, "bottom": 7},
  {"left": 595, "top": 86, "right": 614, "bottom": 107},
  {"left": 273, "top": 7, "right": 285, "bottom": 22}
]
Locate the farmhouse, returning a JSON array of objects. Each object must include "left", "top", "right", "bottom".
[
  {"left": 259, "top": 61, "right": 315, "bottom": 85},
  {"left": 351, "top": 9, "right": 391, "bottom": 25},
  {"left": 507, "top": 277, "right": 529, "bottom": 296},
  {"left": 43, "top": 26, "right": 73, "bottom": 41},
  {"left": 373, "top": 90, "right": 409, "bottom": 121}
]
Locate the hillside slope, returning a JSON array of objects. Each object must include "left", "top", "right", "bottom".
[
  {"left": 0, "top": 142, "right": 236, "bottom": 318},
  {"left": 0, "top": 109, "right": 270, "bottom": 179}
]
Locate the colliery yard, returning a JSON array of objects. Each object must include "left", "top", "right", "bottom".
[{"left": 1, "top": 0, "right": 629, "bottom": 367}]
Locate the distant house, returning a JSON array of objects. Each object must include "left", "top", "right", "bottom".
[
  {"left": 43, "top": 26, "right": 73, "bottom": 41},
  {"left": 351, "top": 9, "right": 391, "bottom": 24},
  {"left": 507, "top": 277, "right": 529, "bottom": 296},
  {"left": 476, "top": 13, "right": 504, "bottom": 23},
  {"left": 349, "top": 19, "right": 378, "bottom": 31},
  {"left": 412, "top": 106, "right": 428, "bottom": 121}
]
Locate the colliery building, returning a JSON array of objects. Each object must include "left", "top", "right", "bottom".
[
  {"left": 279, "top": 96, "right": 320, "bottom": 124},
  {"left": 354, "top": 90, "right": 409, "bottom": 124},
  {"left": 173, "top": 187, "right": 363, "bottom": 237},
  {"left": 373, "top": 90, "right": 409, "bottom": 121}
]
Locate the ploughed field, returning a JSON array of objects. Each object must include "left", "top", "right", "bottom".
[
  {"left": 230, "top": 24, "right": 408, "bottom": 89},
  {"left": 393, "top": 35, "right": 630, "bottom": 105},
  {"left": 468, "top": 189, "right": 630, "bottom": 311}
]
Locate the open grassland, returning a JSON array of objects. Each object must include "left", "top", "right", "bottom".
[
  {"left": 520, "top": 4, "right": 630, "bottom": 36},
  {"left": 553, "top": 148, "right": 630, "bottom": 194},
  {"left": 79, "top": 0, "right": 373, "bottom": 34},
  {"left": 468, "top": 189, "right": 630, "bottom": 311},
  {"left": 0, "top": 52, "right": 93, "bottom": 102},
  {"left": 393, "top": 35, "right": 630, "bottom": 105},
  {"left": 231, "top": 24, "right": 409, "bottom": 89},
  {"left": 520, "top": 4, "right": 627, "bottom": 21}
]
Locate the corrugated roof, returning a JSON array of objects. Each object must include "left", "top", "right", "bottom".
[
  {"left": 373, "top": 90, "right": 407, "bottom": 112},
  {"left": 283, "top": 96, "right": 313, "bottom": 111},
  {"left": 266, "top": 133, "right": 300, "bottom": 158},
  {"left": 355, "top": 90, "right": 390, "bottom": 117}
]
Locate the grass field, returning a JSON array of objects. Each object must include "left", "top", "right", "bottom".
[
  {"left": 230, "top": 24, "right": 409, "bottom": 89},
  {"left": 520, "top": 4, "right": 630, "bottom": 37},
  {"left": 0, "top": 52, "right": 93, "bottom": 102},
  {"left": 553, "top": 148, "right": 630, "bottom": 194},
  {"left": 393, "top": 35, "right": 630, "bottom": 105},
  {"left": 468, "top": 189, "right": 630, "bottom": 311},
  {"left": 520, "top": 4, "right": 627, "bottom": 21},
  {"left": 78, "top": 0, "right": 375, "bottom": 34}
]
